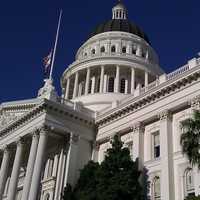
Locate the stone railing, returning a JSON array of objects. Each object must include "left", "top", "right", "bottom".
[
  {"left": 166, "top": 64, "right": 189, "bottom": 80},
  {"left": 59, "top": 98, "right": 95, "bottom": 118},
  {"left": 97, "top": 57, "right": 200, "bottom": 116}
]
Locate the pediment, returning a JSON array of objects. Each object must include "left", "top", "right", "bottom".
[{"left": 0, "top": 98, "right": 42, "bottom": 131}]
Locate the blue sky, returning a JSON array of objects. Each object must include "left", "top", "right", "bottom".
[{"left": 0, "top": 0, "right": 199, "bottom": 103}]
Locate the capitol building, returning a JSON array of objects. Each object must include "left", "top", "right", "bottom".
[{"left": 0, "top": 2, "right": 200, "bottom": 200}]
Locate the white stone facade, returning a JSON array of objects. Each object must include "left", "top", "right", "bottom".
[{"left": 0, "top": 2, "right": 200, "bottom": 200}]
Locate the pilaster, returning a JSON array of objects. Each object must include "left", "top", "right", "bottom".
[{"left": 158, "top": 110, "right": 175, "bottom": 200}]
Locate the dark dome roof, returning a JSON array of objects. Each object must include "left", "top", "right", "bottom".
[{"left": 89, "top": 19, "right": 150, "bottom": 43}]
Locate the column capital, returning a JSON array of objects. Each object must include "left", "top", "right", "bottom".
[
  {"left": 132, "top": 122, "right": 145, "bottom": 133},
  {"left": 70, "top": 133, "right": 80, "bottom": 144},
  {"left": 158, "top": 110, "right": 172, "bottom": 121},
  {"left": 189, "top": 95, "right": 200, "bottom": 111},
  {"left": 15, "top": 137, "right": 24, "bottom": 146},
  {"left": 1, "top": 144, "right": 11, "bottom": 153},
  {"left": 92, "top": 141, "right": 100, "bottom": 151}
]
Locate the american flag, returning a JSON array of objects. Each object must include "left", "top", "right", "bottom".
[{"left": 43, "top": 51, "right": 52, "bottom": 77}]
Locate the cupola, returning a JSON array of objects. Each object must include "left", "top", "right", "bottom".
[{"left": 112, "top": 1, "right": 127, "bottom": 20}]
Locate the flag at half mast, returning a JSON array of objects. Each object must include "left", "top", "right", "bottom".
[
  {"left": 43, "top": 10, "right": 62, "bottom": 80},
  {"left": 43, "top": 50, "right": 52, "bottom": 77}
]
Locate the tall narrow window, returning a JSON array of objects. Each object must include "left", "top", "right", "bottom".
[
  {"left": 101, "top": 46, "right": 105, "bottom": 53},
  {"left": 120, "top": 78, "right": 126, "bottom": 93},
  {"left": 184, "top": 168, "right": 195, "bottom": 197},
  {"left": 111, "top": 45, "right": 116, "bottom": 53},
  {"left": 91, "top": 49, "right": 96, "bottom": 55},
  {"left": 122, "top": 46, "right": 126, "bottom": 54},
  {"left": 88, "top": 79, "right": 92, "bottom": 94},
  {"left": 108, "top": 77, "right": 115, "bottom": 92},
  {"left": 95, "top": 77, "right": 100, "bottom": 93},
  {"left": 153, "top": 176, "right": 161, "bottom": 200},
  {"left": 153, "top": 132, "right": 160, "bottom": 159},
  {"left": 132, "top": 46, "right": 136, "bottom": 54}
]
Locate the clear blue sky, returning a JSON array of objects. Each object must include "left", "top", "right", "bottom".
[{"left": 0, "top": 0, "right": 199, "bottom": 103}]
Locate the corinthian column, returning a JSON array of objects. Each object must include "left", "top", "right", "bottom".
[
  {"left": 0, "top": 146, "right": 11, "bottom": 199},
  {"left": 131, "top": 68, "right": 135, "bottom": 94},
  {"left": 99, "top": 65, "right": 105, "bottom": 93},
  {"left": 132, "top": 122, "right": 145, "bottom": 169},
  {"left": 21, "top": 132, "right": 39, "bottom": 200},
  {"left": 29, "top": 128, "right": 48, "bottom": 200},
  {"left": 65, "top": 78, "right": 70, "bottom": 100},
  {"left": 8, "top": 139, "right": 24, "bottom": 200},
  {"left": 73, "top": 72, "right": 79, "bottom": 99},
  {"left": 115, "top": 65, "right": 120, "bottom": 93},
  {"left": 85, "top": 68, "right": 91, "bottom": 95}
]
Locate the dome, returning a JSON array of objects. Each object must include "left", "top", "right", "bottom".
[{"left": 88, "top": 19, "right": 150, "bottom": 43}]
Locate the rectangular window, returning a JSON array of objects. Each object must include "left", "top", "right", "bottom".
[{"left": 152, "top": 131, "right": 160, "bottom": 159}]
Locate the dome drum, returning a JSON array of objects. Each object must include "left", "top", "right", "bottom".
[
  {"left": 75, "top": 32, "right": 159, "bottom": 65},
  {"left": 62, "top": 64, "right": 157, "bottom": 111}
]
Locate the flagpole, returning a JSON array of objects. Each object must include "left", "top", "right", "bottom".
[{"left": 49, "top": 10, "right": 63, "bottom": 81}]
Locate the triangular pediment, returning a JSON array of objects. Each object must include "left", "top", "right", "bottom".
[{"left": 0, "top": 98, "right": 42, "bottom": 131}]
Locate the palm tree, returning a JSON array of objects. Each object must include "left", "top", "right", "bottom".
[{"left": 180, "top": 110, "right": 200, "bottom": 169}]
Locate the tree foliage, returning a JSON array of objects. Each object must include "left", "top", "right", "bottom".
[
  {"left": 63, "top": 135, "right": 143, "bottom": 200},
  {"left": 180, "top": 111, "right": 200, "bottom": 169},
  {"left": 185, "top": 196, "right": 200, "bottom": 200}
]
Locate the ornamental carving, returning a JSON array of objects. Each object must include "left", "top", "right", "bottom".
[
  {"left": 158, "top": 110, "right": 172, "bottom": 121},
  {"left": 0, "top": 112, "right": 18, "bottom": 131},
  {"left": 190, "top": 95, "right": 200, "bottom": 110}
]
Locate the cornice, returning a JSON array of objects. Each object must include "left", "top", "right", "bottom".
[
  {"left": 0, "top": 99, "right": 95, "bottom": 138},
  {"left": 96, "top": 65, "right": 200, "bottom": 127}
]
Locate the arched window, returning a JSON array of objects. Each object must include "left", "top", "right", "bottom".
[
  {"left": 91, "top": 49, "right": 96, "bottom": 55},
  {"left": 111, "top": 45, "right": 116, "bottom": 53},
  {"left": 184, "top": 168, "right": 195, "bottom": 197},
  {"left": 84, "top": 52, "right": 87, "bottom": 57},
  {"left": 120, "top": 78, "right": 126, "bottom": 93},
  {"left": 45, "top": 193, "right": 50, "bottom": 200},
  {"left": 101, "top": 46, "right": 105, "bottom": 53},
  {"left": 108, "top": 77, "right": 115, "bottom": 92},
  {"left": 122, "top": 46, "right": 126, "bottom": 54},
  {"left": 152, "top": 176, "right": 161, "bottom": 200}
]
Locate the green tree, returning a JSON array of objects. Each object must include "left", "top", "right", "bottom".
[
  {"left": 180, "top": 110, "right": 200, "bottom": 169},
  {"left": 63, "top": 135, "right": 143, "bottom": 200},
  {"left": 185, "top": 196, "right": 200, "bottom": 200}
]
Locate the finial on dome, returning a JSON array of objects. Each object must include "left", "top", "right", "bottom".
[{"left": 112, "top": 0, "right": 127, "bottom": 20}]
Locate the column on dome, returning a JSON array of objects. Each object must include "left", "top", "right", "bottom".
[
  {"left": 103, "top": 74, "right": 108, "bottom": 93},
  {"left": 145, "top": 71, "right": 149, "bottom": 88},
  {"left": 73, "top": 72, "right": 79, "bottom": 98},
  {"left": 91, "top": 76, "right": 96, "bottom": 94},
  {"left": 8, "top": 139, "right": 24, "bottom": 200},
  {"left": 114, "top": 65, "right": 120, "bottom": 93},
  {"left": 131, "top": 68, "right": 135, "bottom": 94},
  {"left": 132, "top": 122, "right": 145, "bottom": 169},
  {"left": 65, "top": 78, "right": 70, "bottom": 100},
  {"left": 29, "top": 127, "right": 48, "bottom": 200},
  {"left": 158, "top": 110, "right": 175, "bottom": 200},
  {"left": 100, "top": 65, "right": 105, "bottom": 93},
  {"left": 0, "top": 146, "right": 11, "bottom": 199},
  {"left": 21, "top": 132, "right": 39, "bottom": 200},
  {"left": 85, "top": 68, "right": 91, "bottom": 95}
]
